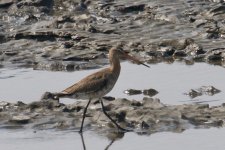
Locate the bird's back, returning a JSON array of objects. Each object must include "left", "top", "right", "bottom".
[{"left": 56, "top": 67, "right": 120, "bottom": 100}]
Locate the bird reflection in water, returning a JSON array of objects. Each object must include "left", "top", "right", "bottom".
[
  {"left": 80, "top": 133, "right": 86, "bottom": 150},
  {"left": 79, "top": 131, "right": 124, "bottom": 150}
]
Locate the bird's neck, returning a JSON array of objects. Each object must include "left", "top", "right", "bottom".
[{"left": 110, "top": 57, "right": 121, "bottom": 74}]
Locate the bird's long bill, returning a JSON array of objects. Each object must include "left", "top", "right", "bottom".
[{"left": 124, "top": 53, "right": 150, "bottom": 68}]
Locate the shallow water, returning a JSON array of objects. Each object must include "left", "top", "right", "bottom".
[
  {"left": 0, "top": 61, "right": 225, "bottom": 105},
  {"left": 1, "top": 128, "right": 225, "bottom": 150},
  {"left": 1, "top": 61, "right": 225, "bottom": 150}
]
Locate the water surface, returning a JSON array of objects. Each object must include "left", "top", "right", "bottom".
[
  {"left": 1, "top": 62, "right": 225, "bottom": 150},
  {"left": 1, "top": 128, "right": 225, "bottom": 150},
  {"left": 0, "top": 62, "right": 224, "bottom": 105}
]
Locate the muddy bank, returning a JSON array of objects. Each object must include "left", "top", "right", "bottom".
[
  {"left": 0, "top": 96, "right": 224, "bottom": 135},
  {"left": 0, "top": 0, "right": 225, "bottom": 70}
]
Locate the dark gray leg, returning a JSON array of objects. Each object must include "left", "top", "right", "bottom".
[
  {"left": 79, "top": 99, "right": 91, "bottom": 133},
  {"left": 100, "top": 98, "right": 130, "bottom": 132}
]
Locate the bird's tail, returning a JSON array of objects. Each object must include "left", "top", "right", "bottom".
[{"left": 41, "top": 92, "right": 66, "bottom": 100}]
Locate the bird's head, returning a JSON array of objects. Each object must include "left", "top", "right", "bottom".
[{"left": 109, "top": 44, "right": 150, "bottom": 68}]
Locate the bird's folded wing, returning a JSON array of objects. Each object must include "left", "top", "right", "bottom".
[{"left": 62, "top": 74, "right": 108, "bottom": 95}]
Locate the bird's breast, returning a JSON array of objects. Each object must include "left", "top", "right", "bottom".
[{"left": 88, "top": 73, "right": 120, "bottom": 99}]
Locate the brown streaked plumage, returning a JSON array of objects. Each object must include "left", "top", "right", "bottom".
[{"left": 52, "top": 45, "right": 150, "bottom": 133}]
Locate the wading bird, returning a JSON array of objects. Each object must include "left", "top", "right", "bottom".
[{"left": 52, "top": 45, "right": 149, "bottom": 133}]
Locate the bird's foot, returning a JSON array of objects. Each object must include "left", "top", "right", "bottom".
[{"left": 79, "top": 130, "right": 83, "bottom": 134}]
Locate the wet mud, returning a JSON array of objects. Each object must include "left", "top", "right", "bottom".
[
  {"left": 0, "top": 96, "right": 224, "bottom": 135},
  {"left": 0, "top": 0, "right": 225, "bottom": 70}
]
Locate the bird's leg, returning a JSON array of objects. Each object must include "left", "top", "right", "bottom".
[
  {"left": 79, "top": 99, "right": 91, "bottom": 133},
  {"left": 100, "top": 98, "right": 131, "bottom": 132}
]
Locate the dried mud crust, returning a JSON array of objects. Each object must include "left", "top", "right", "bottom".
[
  {"left": 0, "top": 0, "right": 225, "bottom": 70},
  {"left": 0, "top": 97, "right": 224, "bottom": 134}
]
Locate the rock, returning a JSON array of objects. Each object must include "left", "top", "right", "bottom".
[
  {"left": 16, "top": 101, "right": 26, "bottom": 107},
  {"left": 159, "top": 38, "right": 194, "bottom": 50},
  {"left": 209, "top": 0, "right": 224, "bottom": 2},
  {"left": 141, "top": 121, "right": 150, "bottom": 129},
  {"left": 61, "top": 41, "right": 74, "bottom": 49},
  {"left": 185, "top": 43, "right": 204, "bottom": 56},
  {"left": 158, "top": 47, "right": 175, "bottom": 57},
  {"left": 102, "top": 96, "right": 115, "bottom": 101},
  {"left": 146, "top": 50, "right": 159, "bottom": 57},
  {"left": 131, "top": 100, "right": 142, "bottom": 107},
  {"left": 117, "top": 4, "right": 145, "bottom": 13},
  {"left": 143, "top": 88, "right": 159, "bottom": 97},
  {"left": 142, "top": 97, "right": 165, "bottom": 109},
  {"left": 194, "top": 19, "right": 208, "bottom": 28},
  {"left": 184, "top": 89, "right": 202, "bottom": 98},
  {"left": 62, "top": 105, "right": 80, "bottom": 112},
  {"left": 0, "top": 101, "right": 10, "bottom": 107},
  {"left": 193, "top": 54, "right": 206, "bottom": 62},
  {"left": 124, "top": 89, "right": 142, "bottom": 95},
  {"left": 9, "top": 115, "right": 31, "bottom": 124},
  {"left": 199, "top": 86, "right": 221, "bottom": 96},
  {"left": 4, "top": 51, "right": 18, "bottom": 56},
  {"left": 182, "top": 114, "right": 209, "bottom": 125},
  {"left": 206, "top": 53, "right": 223, "bottom": 62},
  {"left": 173, "top": 50, "right": 187, "bottom": 57},
  {"left": 40, "top": 92, "right": 58, "bottom": 101},
  {"left": 115, "top": 111, "right": 126, "bottom": 122},
  {"left": 0, "top": 0, "right": 14, "bottom": 7},
  {"left": 28, "top": 100, "right": 61, "bottom": 110},
  {"left": 209, "top": 5, "right": 225, "bottom": 16},
  {"left": 184, "top": 86, "right": 221, "bottom": 98}
]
